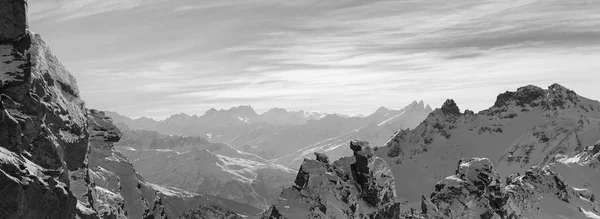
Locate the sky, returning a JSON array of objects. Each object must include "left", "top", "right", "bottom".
[{"left": 28, "top": 0, "right": 600, "bottom": 119}]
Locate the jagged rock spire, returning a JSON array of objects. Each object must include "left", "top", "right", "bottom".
[{"left": 441, "top": 99, "right": 461, "bottom": 116}]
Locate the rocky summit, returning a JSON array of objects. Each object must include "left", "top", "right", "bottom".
[
  {"left": 377, "top": 84, "right": 600, "bottom": 208},
  {"left": 263, "top": 141, "right": 405, "bottom": 218}
]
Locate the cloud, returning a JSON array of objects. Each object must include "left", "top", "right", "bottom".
[
  {"left": 30, "top": 0, "right": 147, "bottom": 22},
  {"left": 28, "top": 0, "right": 600, "bottom": 119}
]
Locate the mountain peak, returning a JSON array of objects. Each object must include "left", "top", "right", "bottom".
[
  {"left": 228, "top": 105, "right": 257, "bottom": 116},
  {"left": 494, "top": 84, "right": 545, "bottom": 108},
  {"left": 371, "top": 106, "right": 391, "bottom": 116},
  {"left": 546, "top": 83, "right": 580, "bottom": 109},
  {"left": 493, "top": 83, "right": 581, "bottom": 110},
  {"left": 441, "top": 99, "right": 461, "bottom": 116}
]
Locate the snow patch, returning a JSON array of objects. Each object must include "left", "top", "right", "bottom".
[
  {"left": 580, "top": 207, "right": 600, "bottom": 219},
  {"left": 377, "top": 111, "right": 405, "bottom": 126}
]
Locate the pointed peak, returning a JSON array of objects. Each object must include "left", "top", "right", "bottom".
[
  {"left": 548, "top": 83, "right": 571, "bottom": 92},
  {"left": 425, "top": 104, "right": 433, "bottom": 112},
  {"left": 373, "top": 106, "right": 390, "bottom": 115},
  {"left": 441, "top": 99, "right": 461, "bottom": 116}
]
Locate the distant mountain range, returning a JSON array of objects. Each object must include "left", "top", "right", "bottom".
[
  {"left": 106, "top": 102, "right": 432, "bottom": 210},
  {"left": 107, "top": 101, "right": 432, "bottom": 162}
]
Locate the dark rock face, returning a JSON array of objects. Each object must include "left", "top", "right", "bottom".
[
  {"left": 593, "top": 140, "right": 600, "bottom": 155},
  {"left": 314, "top": 152, "right": 329, "bottom": 164},
  {"left": 0, "top": 1, "right": 89, "bottom": 216},
  {"left": 350, "top": 141, "right": 379, "bottom": 207},
  {"left": 492, "top": 84, "right": 581, "bottom": 111},
  {"left": 544, "top": 83, "right": 580, "bottom": 110},
  {"left": 1, "top": 2, "right": 167, "bottom": 218},
  {"left": 494, "top": 85, "right": 546, "bottom": 108},
  {"left": 180, "top": 205, "right": 244, "bottom": 219},
  {"left": 0, "top": 0, "right": 27, "bottom": 41},
  {"left": 441, "top": 99, "right": 461, "bottom": 116},
  {"left": 265, "top": 141, "right": 405, "bottom": 218}
]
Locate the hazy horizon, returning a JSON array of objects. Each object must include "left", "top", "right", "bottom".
[{"left": 28, "top": 0, "right": 600, "bottom": 119}]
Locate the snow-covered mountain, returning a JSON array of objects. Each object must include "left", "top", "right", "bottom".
[
  {"left": 106, "top": 106, "right": 328, "bottom": 137},
  {"left": 374, "top": 83, "right": 600, "bottom": 212},
  {"left": 273, "top": 101, "right": 432, "bottom": 169},
  {"left": 114, "top": 131, "right": 296, "bottom": 210}
]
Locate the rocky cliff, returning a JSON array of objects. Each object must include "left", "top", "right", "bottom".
[
  {"left": 1, "top": 0, "right": 87, "bottom": 217},
  {"left": 263, "top": 141, "right": 406, "bottom": 218},
  {"left": 0, "top": 1, "right": 166, "bottom": 218},
  {"left": 85, "top": 110, "right": 167, "bottom": 219}
]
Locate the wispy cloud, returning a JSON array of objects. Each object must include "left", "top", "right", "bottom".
[{"left": 28, "top": 0, "right": 600, "bottom": 119}]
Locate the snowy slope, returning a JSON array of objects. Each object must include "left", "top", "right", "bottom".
[
  {"left": 115, "top": 141, "right": 296, "bottom": 209},
  {"left": 147, "top": 183, "right": 262, "bottom": 218},
  {"left": 272, "top": 101, "right": 432, "bottom": 169},
  {"left": 375, "top": 84, "right": 600, "bottom": 209}
]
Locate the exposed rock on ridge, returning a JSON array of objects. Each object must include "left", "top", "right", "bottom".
[
  {"left": 421, "top": 157, "right": 600, "bottom": 219},
  {"left": 86, "top": 110, "right": 167, "bottom": 219},
  {"left": 263, "top": 141, "right": 405, "bottom": 218},
  {"left": 378, "top": 84, "right": 600, "bottom": 205}
]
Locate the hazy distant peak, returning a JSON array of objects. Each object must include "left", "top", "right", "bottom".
[
  {"left": 372, "top": 106, "right": 391, "bottom": 115},
  {"left": 265, "top": 108, "right": 288, "bottom": 114}
]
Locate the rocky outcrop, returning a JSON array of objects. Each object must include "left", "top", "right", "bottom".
[
  {"left": 87, "top": 110, "right": 166, "bottom": 219},
  {"left": 440, "top": 99, "right": 461, "bottom": 116},
  {"left": 263, "top": 141, "right": 406, "bottom": 218},
  {"left": 0, "top": 0, "right": 90, "bottom": 217},
  {"left": 421, "top": 158, "right": 600, "bottom": 219},
  {"left": 0, "top": 1, "right": 169, "bottom": 217}
]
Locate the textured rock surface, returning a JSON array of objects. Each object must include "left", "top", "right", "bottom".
[
  {"left": 87, "top": 110, "right": 166, "bottom": 219},
  {"left": 0, "top": 1, "right": 88, "bottom": 216},
  {"left": 179, "top": 205, "right": 244, "bottom": 219},
  {"left": 421, "top": 158, "right": 600, "bottom": 219},
  {"left": 263, "top": 141, "right": 406, "bottom": 218}
]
